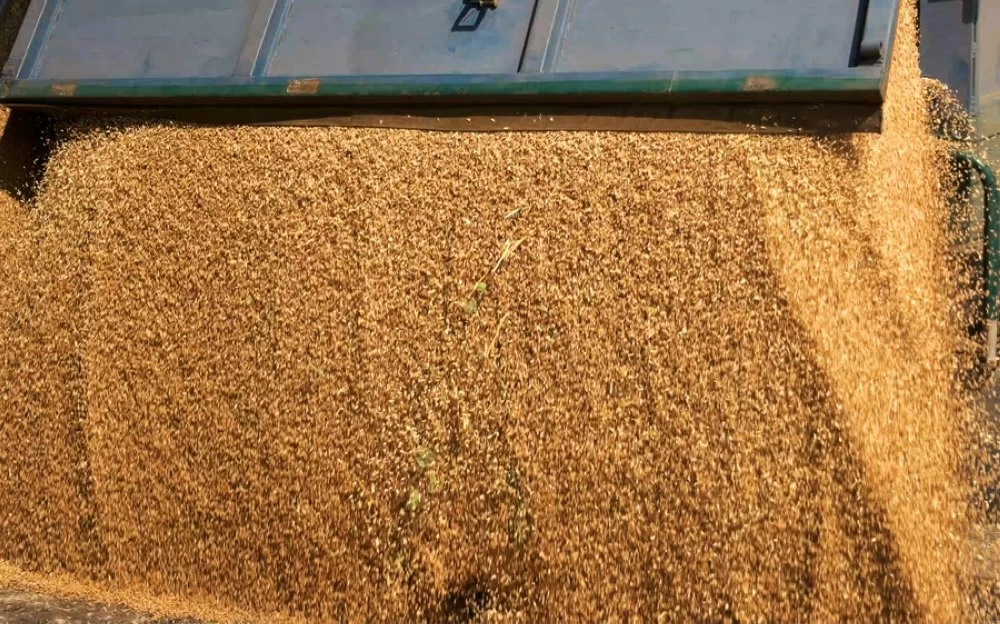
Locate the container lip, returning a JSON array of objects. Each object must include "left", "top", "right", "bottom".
[{"left": 0, "top": 68, "right": 886, "bottom": 107}]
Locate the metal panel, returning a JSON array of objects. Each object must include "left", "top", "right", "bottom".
[
  {"left": 0, "top": 0, "right": 30, "bottom": 76},
  {"left": 978, "top": 0, "right": 1000, "bottom": 136},
  {"left": 266, "top": 0, "right": 537, "bottom": 76},
  {"left": 24, "top": 0, "right": 260, "bottom": 80},
  {"left": 918, "top": 0, "right": 974, "bottom": 110},
  {"left": 0, "top": 0, "right": 902, "bottom": 111},
  {"left": 537, "top": 0, "right": 869, "bottom": 73}
]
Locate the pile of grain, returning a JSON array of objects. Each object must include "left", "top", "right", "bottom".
[
  {"left": 923, "top": 78, "right": 976, "bottom": 141},
  {"left": 0, "top": 1, "right": 985, "bottom": 621}
]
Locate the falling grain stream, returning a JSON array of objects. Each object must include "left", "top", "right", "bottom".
[{"left": 0, "top": 3, "right": 993, "bottom": 622}]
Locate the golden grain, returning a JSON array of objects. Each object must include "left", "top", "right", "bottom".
[{"left": 0, "top": 1, "right": 987, "bottom": 622}]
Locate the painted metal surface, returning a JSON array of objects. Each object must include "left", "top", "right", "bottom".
[
  {"left": 0, "top": 0, "right": 901, "bottom": 106},
  {"left": 26, "top": 0, "right": 259, "bottom": 80},
  {"left": 538, "top": 0, "right": 860, "bottom": 73},
  {"left": 953, "top": 151, "right": 1000, "bottom": 363},
  {"left": 977, "top": 0, "right": 1000, "bottom": 136},
  {"left": 266, "top": 0, "right": 538, "bottom": 76},
  {"left": 919, "top": 0, "right": 1000, "bottom": 137},
  {"left": 918, "top": 0, "right": 973, "bottom": 109}
]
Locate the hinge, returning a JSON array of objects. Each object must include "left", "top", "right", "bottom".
[{"left": 852, "top": 0, "right": 892, "bottom": 66}]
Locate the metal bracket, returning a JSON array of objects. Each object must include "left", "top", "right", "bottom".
[
  {"left": 852, "top": 0, "right": 896, "bottom": 66},
  {"left": 953, "top": 151, "right": 1000, "bottom": 365},
  {"left": 857, "top": 40, "right": 885, "bottom": 63}
]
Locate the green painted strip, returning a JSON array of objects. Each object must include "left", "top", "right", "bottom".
[
  {"left": 667, "top": 74, "right": 880, "bottom": 96},
  {"left": 953, "top": 151, "right": 1000, "bottom": 362},
  {"left": 0, "top": 69, "right": 885, "bottom": 104}
]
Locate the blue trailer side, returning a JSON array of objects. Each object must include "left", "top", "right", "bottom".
[{"left": 0, "top": 0, "right": 898, "bottom": 114}]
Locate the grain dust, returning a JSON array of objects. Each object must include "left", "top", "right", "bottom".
[{"left": 0, "top": 1, "right": 989, "bottom": 621}]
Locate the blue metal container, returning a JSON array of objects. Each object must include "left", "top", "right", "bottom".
[{"left": 0, "top": 0, "right": 900, "bottom": 109}]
